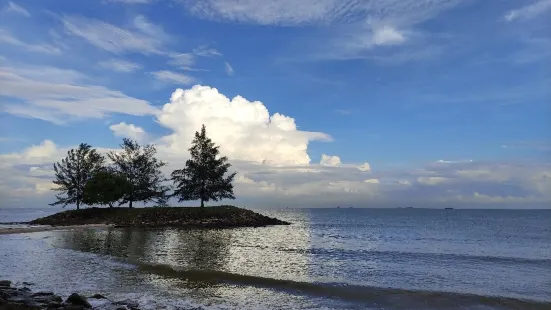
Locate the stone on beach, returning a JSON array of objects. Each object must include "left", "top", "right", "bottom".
[{"left": 65, "top": 293, "right": 91, "bottom": 308}]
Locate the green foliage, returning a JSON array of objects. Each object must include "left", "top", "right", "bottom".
[
  {"left": 108, "top": 138, "right": 168, "bottom": 208},
  {"left": 50, "top": 143, "right": 105, "bottom": 209},
  {"left": 171, "top": 125, "right": 237, "bottom": 207},
  {"left": 83, "top": 169, "right": 130, "bottom": 208}
]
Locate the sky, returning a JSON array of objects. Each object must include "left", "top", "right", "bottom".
[{"left": 0, "top": 0, "right": 550, "bottom": 209}]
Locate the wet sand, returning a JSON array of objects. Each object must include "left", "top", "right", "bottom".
[{"left": 0, "top": 224, "right": 110, "bottom": 235}]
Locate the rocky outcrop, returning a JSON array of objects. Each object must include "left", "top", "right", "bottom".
[
  {"left": 0, "top": 280, "right": 141, "bottom": 310},
  {"left": 29, "top": 206, "right": 290, "bottom": 228}
]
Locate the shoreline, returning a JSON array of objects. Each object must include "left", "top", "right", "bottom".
[{"left": 0, "top": 224, "right": 110, "bottom": 235}]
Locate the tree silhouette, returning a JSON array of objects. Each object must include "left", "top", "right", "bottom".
[
  {"left": 83, "top": 169, "right": 130, "bottom": 208},
  {"left": 171, "top": 125, "right": 236, "bottom": 207},
  {"left": 50, "top": 143, "right": 104, "bottom": 210},
  {"left": 108, "top": 138, "right": 168, "bottom": 208}
]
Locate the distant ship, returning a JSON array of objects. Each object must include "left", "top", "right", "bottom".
[{"left": 445, "top": 207, "right": 454, "bottom": 210}]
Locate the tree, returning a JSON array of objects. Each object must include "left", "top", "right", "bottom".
[
  {"left": 171, "top": 125, "right": 237, "bottom": 208},
  {"left": 50, "top": 143, "right": 105, "bottom": 210},
  {"left": 108, "top": 138, "right": 167, "bottom": 208},
  {"left": 83, "top": 169, "right": 130, "bottom": 208}
]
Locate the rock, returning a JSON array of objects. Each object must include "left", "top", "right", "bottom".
[
  {"left": 1, "top": 291, "right": 11, "bottom": 300},
  {"left": 62, "top": 305, "right": 89, "bottom": 310},
  {"left": 18, "top": 288, "right": 31, "bottom": 292},
  {"left": 33, "top": 294, "right": 62, "bottom": 304},
  {"left": 113, "top": 299, "right": 139, "bottom": 309},
  {"left": 89, "top": 293, "right": 106, "bottom": 299},
  {"left": 46, "top": 301, "right": 62, "bottom": 309},
  {"left": 22, "top": 282, "right": 34, "bottom": 286},
  {"left": 31, "top": 292, "right": 54, "bottom": 297},
  {"left": 65, "top": 293, "right": 91, "bottom": 308},
  {"left": 0, "top": 280, "right": 11, "bottom": 287}
]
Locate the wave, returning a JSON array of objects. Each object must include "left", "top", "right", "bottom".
[
  {"left": 236, "top": 244, "right": 551, "bottom": 266},
  {"left": 132, "top": 260, "right": 551, "bottom": 310}
]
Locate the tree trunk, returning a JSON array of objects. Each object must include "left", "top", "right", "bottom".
[
  {"left": 129, "top": 200, "right": 133, "bottom": 209},
  {"left": 76, "top": 200, "right": 80, "bottom": 210},
  {"left": 200, "top": 198, "right": 204, "bottom": 208}
]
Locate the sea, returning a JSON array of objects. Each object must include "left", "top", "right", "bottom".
[{"left": 1, "top": 207, "right": 550, "bottom": 310}]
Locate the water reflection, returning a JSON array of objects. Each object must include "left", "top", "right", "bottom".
[{"left": 52, "top": 210, "right": 315, "bottom": 306}]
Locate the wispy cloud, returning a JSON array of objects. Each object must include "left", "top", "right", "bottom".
[
  {"left": 61, "top": 15, "right": 166, "bottom": 55},
  {"left": 501, "top": 141, "right": 551, "bottom": 151},
  {"left": 3, "top": 1, "right": 30, "bottom": 17},
  {"left": 107, "top": 0, "right": 154, "bottom": 3},
  {"left": 193, "top": 46, "right": 222, "bottom": 57},
  {"left": 335, "top": 109, "right": 351, "bottom": 115},
  {"left": 98, "top": 58, "right": 142, "bottom": 72},
  {"left": 151, "top": 70, "right": 195, "bottom": 84},
  {"left": 0, "top": 64, "right": 157, "bottom": 123},
  {"left": 132, "top": 15, "right": 170, "bottom": 41},
  {"left": 168, "top": 53, "right": 196, "bottom": 68},
  {"left": 0, "top": 29, "right": 61, "bottom": 54},
  {"left": 183, "top": 0, "right": 464, "bottom": 26},
  {"left": 224, "top": 61, "right": 234, "bottom": 76},
  {"left": 505, "top": 0, "right": 551, "bottom": 21}
]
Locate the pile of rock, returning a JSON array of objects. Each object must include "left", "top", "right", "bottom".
[
  {"left": 29, "top": 206, "right": 290, "bottom": 229},
  {"left": 0, "top": 280, "right": 138, "bottom": 310}
]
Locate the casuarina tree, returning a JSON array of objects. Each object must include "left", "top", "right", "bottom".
[
  {"left": 171, "top": 125, "right": 237, "bottom": 207},
  {"left": 108, "top": 138, "right": 168, "bottom": 208},
  {"left": 83, "top": 169, "right": 130, "bottom": 208},
  {"left": 50, "top": 143, "right": 105, "bottom": 210}
]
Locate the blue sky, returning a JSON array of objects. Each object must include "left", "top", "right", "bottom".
[{"left": 0, "top": 0, "right": 550, "bottom": 208}]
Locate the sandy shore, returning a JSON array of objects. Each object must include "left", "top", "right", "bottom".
[{"left": 0, "top": 224, "right": 110, "bottom": 235}]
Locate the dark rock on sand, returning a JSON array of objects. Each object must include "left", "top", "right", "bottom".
[
  {"left": 0, "top": 280, "right": 137, "bottom": 310},
  {"left": 113, "top": 299, "right": 139, "bottom": 309},
  {"left": 88, "top": 294, "right": 105, "bottom": 300},
  {"left": 65, "top": 294, "right": 91, "bottom": 308},
  {"left": 0, "top": 280, "right": 12, "bottom": 287},
  {"left": 46, "top": 301, "right": 62, "bottom": 308},
  {"left": 31, "top": 292, "right": 54, "bottom": 297}
]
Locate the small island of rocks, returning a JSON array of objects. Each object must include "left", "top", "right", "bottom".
[{"left": 29, "top": 206, "right": 290, "bottom": 229}]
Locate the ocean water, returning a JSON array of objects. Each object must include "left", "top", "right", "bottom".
[{"left": 1, "top": 207, "right": 550, "bottom": 309}]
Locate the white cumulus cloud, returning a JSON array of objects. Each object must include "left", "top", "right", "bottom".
[
  {"left": 156, "top": 85, "right": 331, "bottom": 165},
  {"left": 320, "top": 154, "right": 341, "bottom": 166},
  {"left": 357, "top": 162, "right": 371, "bottom": 172},
  {"left": 372, "top": 25, "right": 406, "bottom": 46},
  {"left": 109, "top": 122, "right": 146, "bottom": 141}
]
